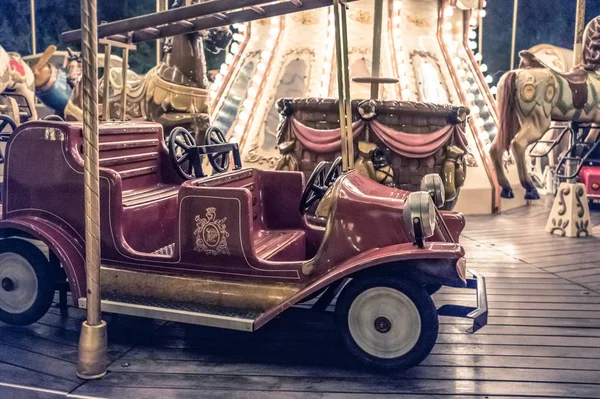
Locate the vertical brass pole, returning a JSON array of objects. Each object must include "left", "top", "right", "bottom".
[
  {"left": 333, "top": 0, "right": 349, "bottom": 172},
  {"left": 573, "top": 0, "right": 586, "bottom": 65},
  {"left": 370, "top": 0, "right": 383, "bottom": 99},
  {"left": 340, "top": 3, "right": 354, "bottom": 168},
  {"left": 30, "top": 0, "right": 36, "bottom": 54},
  {"left": 77, "top": 0, "right": 107, "bottom": 380},
  {"left": 510, "top": 0, "right": 518, "bottom": 70},
  {"left": 120, "top": 48, "right": 129, "bottom": 121},
  {"left": 156, "top": 0, "right": 167, "bottom": 65},
  {"left": 102, "top": 43, "right": 111, "bottom": 121}
]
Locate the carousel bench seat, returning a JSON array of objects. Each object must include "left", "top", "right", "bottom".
[{"left": 122, "top": 184, "right": 180, "bottom": 207}]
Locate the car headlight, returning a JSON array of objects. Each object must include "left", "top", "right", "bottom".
[
  {"left": 420, "top": 174, "right": 445, "bottom": 208},
  {"left": 403, "top": 191, "right": 436, "bottom": 246}
]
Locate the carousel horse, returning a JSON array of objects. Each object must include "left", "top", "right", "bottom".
[
  {"left": 0, "top": 45, "right": 38, "bottom": 122},
  {"left": 490, "top": 16, "right": 600, "bottom": 200},
  {"left": 65, "top": 0, "right": 232, "bottom": 142}
]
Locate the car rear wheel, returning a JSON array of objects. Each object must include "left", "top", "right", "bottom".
[
  {"left": 0, "top": 239, "right": 55, "bottom": 326},
  {"left": 336, "top": 275, "right": 438, "bottom": 370}
]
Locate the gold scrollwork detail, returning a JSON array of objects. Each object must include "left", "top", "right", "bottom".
[{"left": 194, "top": 207, "right": 230, "bottom": 256}]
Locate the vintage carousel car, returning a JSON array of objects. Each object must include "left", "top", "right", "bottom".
[
  {"left": 276, "top": 98, "right": 470, "bottom": 210},
  {"left": 0, "top": 119, "right": 486, "bottom": 370}
]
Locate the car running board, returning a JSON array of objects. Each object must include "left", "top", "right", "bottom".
[
  {"left": 78, "top": 296, "right": 257, "bottom": 332},
  {"left": 436, "top": 269, "right": 488, "bottom": 333}
]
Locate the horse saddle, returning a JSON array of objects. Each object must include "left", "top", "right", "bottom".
[{"left": 519, "top": 50, "right": 588, "bottom": 109}]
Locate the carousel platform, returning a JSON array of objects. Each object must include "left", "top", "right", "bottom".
[{"left": 2, "top": 200, "right": 600, "bottom": 398}]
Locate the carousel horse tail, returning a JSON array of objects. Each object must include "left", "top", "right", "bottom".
[{"left": 497, "top": 70, "right": 520, "bottom": 153}]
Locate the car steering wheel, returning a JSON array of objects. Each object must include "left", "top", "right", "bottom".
[
  {"left": 205, "top": 126, "right": 230, "bottom": 173},
  {"left": 168, "top": 127, "right": 201, "bottom": 180},
  {"left": 299, "top": 157, "right": 343, "bottom": 215},
  {"left": 0, "top": 115, "right": 17, "bottom": 134},
  {"left": 325, "top": 156, "right": 343, "bottom": 185}
]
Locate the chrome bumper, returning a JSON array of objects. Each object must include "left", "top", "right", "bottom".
[{"left": 436, "top": 269, "right": 488, "bottom": 333}]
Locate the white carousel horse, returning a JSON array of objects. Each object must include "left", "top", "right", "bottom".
[
  {"left": 490, "top": 16, "right": 600, "bottom": 200},
  {"left": 0, "top": 45, "right": 38, "bottom": 121}
]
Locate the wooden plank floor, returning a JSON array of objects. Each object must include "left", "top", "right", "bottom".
[{"left": 2, "top": 201, "right": 600, "bottom": 398}]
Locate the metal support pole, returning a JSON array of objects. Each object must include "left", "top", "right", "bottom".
[
  {"left": 77, "top": 0, "right": 107, "bottom": 380},
  {"left": 120, "top": 47, "right": 129, "bottom": 121},
  {"left": 30, "top": 0, "right": 36, "bottom": 54},
  {"left": 573, "top": 0, "right": 586, "bottom": 65},
  {"left": 478, "top": 8, "right": 483, "bottom": 56},
  {"left": 102, "top": 43, "right": 111, "bottom": 121},
  {"left": 370, "top": 0, "right": 383, "bottom": 99},
  {"left": 510, "top": 0, "right": 518, "bottom": 70},
  {"left": 333, "top": 0, "right": 354, "bottom": 171}
]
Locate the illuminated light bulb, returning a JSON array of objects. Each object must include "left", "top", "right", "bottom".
[
  {"left": 252, "top": 74, "right": 262, "bottom": 84},
  {"left": 485, "top": 75, "right": 493, "bottom": 84},
  {"left": 471, "top": 83, "right": 479, "bottom": 91},
  {"left": 444, "top": 6, "right": 454, "bottom": 16},
  {"left": 269, "top": 28, "right": 279, "bottom": 38},
  {"left": 468, "top": 30, "right": 477, "bottom": 40},
  {"left": 271, "top": 18, "right": 279, "bottom": 25},
  {"left": 443, "top": 34, "right": 452, "bottom": 43},
  {"left": 449, "top": 46, "right": 457, "bottom": 55},
  {"left": 229, "top": 137, "right": 239, "bottom": 144},
  {"left": 215, "top": 74, "right": 223, "bottom": 83},
  {"left": 480, "top": 63, "right": 488, "bottom": 72},
  {"left": 234, "top": 125, "right": 245, "bottom": 136},
  {"left": 230, "top": 42, "right": 240, "bottom": 55},
  {"left": 328, "top": 12, "right": 335, "bottom": 22},
  {"left": 261, "top": 51, "right": 272, "bottom": 59},
  {"left": 232, "top": 33, "right": 243, "bottom": 42},
  {"left": 394, "top": 0, "right": 402, "bottom": 10},
  {"left": 328, "top": 25, "right": 336, "bottom": 34},
  {"left": 210, "top": 83, "right": 218, "bottom": 92},
  {"left": 471, "top": 105, "right": 480, "bottom": 114},
  {"left": 319, "top": 88, "right": 328, "bottom": 97},
  {"left": 479, "top": 131, "right": 490, "bottom": 140},
  {"left": 265, "top": 39, "right": 275, "bottom": 48},
  {"left": 466, "top": 93, "right": 475, "bottom": 102},
  {"left": 323, "top": 61, "right": 332, "bottom": 71},
  {"left": 476, "top": 118, "right": 485, "bottom": 127},
  {"left": 239, "top": 111, "right": 250, "bottom": 122},
  {"left": 256, "top": 63, "right": 267, "bottom": 73},
  {"left": 225, "top": 54, "right": 234, "bottom": 65},
  {"left": 236, "top": 24, "right": 247, "bottom": 33},
  {"left": 484, "top": 0, "right": 487, "bottom": 7},
  {"left": 470, "top": 17, "right": 478, "bottom": 26},
  {"left": 393, "top": 16, "right": 401, "bottom": 25},
  {"left": 393, "top": 27, "right": 401, "bottom": 37},
  {"left": 220, "top": 66, "right": 228, "bottom": 75},
  {"left": 242, "top": 99, "right": 253, "bottom": 109},
  {"left": 444, "top": 22, "right": 452, "bottom": 31},
  {"left": 248, "top": 87, "right": 258, "bottom": 99},
  {"left": 400, "top": 76, "right": 410, "bottom": 86},
  {"left": 490, "top": 86, "right": 498, "bottom": 95},
  {"left": 401, "top": 89, "right": 412, "bottom": 98},
  {"left": 474, "top": 53, "right": 483, "bottom": 62},
  {"left": 458, "top": 48, "right": 467, "bottom": 56},
  {"left": 321, "top": 74, "right": 330, "bottom": 83},
  {"left": 457, "top": 69, "right": 466, "bottom": 78},
  {"left": 480, "top": 10, "right": 487, "bottom": 17},
  {"left": 469, "top": 41, "right": 477, "bottom": 50},
  {"left": 453, "top": 57, "right": 461, "bottom": 65},
  {"left": 462, "top": 81, "right": 471, "bottom": 91}
]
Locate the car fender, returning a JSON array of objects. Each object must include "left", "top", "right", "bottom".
[
  {"left": 0, "top": 216, "right": 85, "bottom": 304},
  {"left": 254, "top": 242, "right": 464, "bottom": 330}
]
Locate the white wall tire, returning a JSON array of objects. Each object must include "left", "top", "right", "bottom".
[
  {"left": 336, "top": 275, "right": 438, "bottom": 370},
  {"left": 0, "top": 239, "right": 55, "bottom": 326}
]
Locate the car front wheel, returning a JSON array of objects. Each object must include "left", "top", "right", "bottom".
[
  {"left": 335, "top": 275, "right": 438, "bottom": 370},
  {"left": 0, "top": 239, "right": 55, "bottom": 326}
]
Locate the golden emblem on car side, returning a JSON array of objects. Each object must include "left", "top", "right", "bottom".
[{"left": 194, "top": 207, "right": 230, "bottom": 256}]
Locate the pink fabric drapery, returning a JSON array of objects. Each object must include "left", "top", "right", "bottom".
[
  {"left": 370, "top": 120, "right": 467, "bottom": 158},
  {"left": 290, "top": 118, "right": 366, "bottom": 153},
  {"left": 289, "top": 116, "right": 468, "bottom": 157}
]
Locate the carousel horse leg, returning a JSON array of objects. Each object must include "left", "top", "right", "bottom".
[
  {"left": 512, "top": 123, "right": 548, "bottom": 200},
  {"left": 489, "top": 139, "right": 514, "bottom": 198},
  {"left": 14, "top": 84, "right": 38, "bottom": 121}
]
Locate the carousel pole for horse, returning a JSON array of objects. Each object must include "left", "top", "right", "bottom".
[
  {"left": 76, "top": 0, "right": 108, "bottom": 379},
  {"left": 102, "top": 42, "right": 111, "bottom": 121},
  {"left": 545, "top": 0, "right": 592, "bottom": 238},
  {"left": 30, "top": 0, "right": 36, "bottom": 54},
  {"left": 370, "top": 0, "right": 383, "bottom": 100}
]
